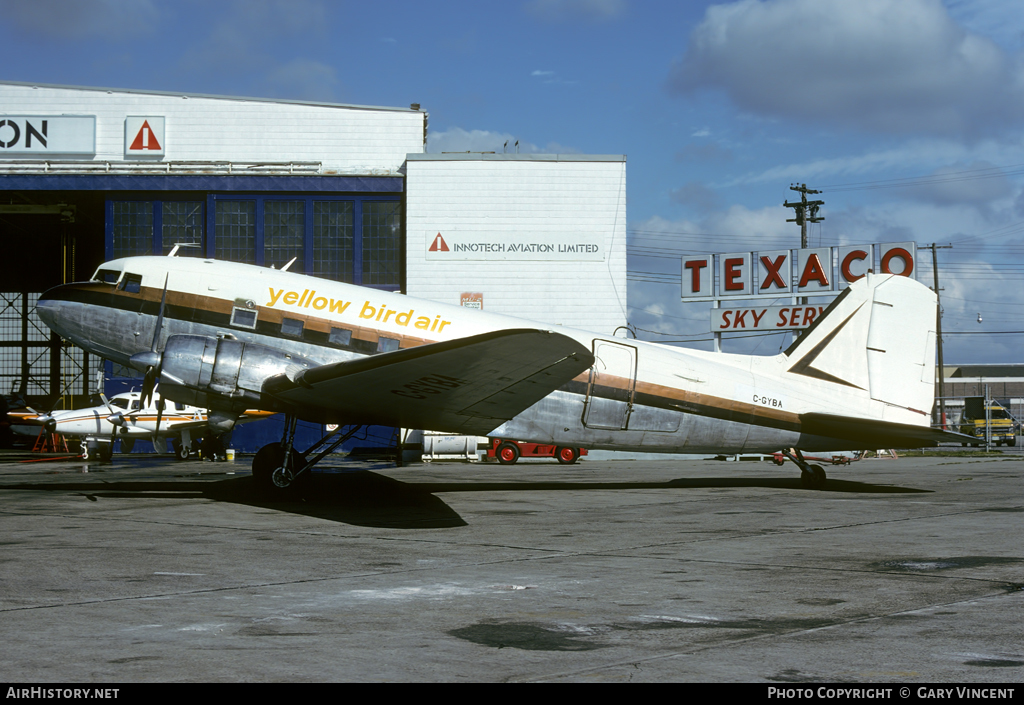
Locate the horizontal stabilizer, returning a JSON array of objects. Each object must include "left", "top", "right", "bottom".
[
  {"left": 263, "top": 329, "right": 595, "bottom": 435},
  {"left": 801, "top": 413, "right": 971, "bottom": 448}
]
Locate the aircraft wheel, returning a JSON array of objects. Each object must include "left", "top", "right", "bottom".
[
  {"left": 172, "top": 439, "right": 191, "bottom": 461},
  {"left": 556, "top": 446, "right": 578, "bottom": 464},
  {"left": 80, "top": 444, "right": 90, "bottom": 461},
  {"left": 772, "top": 455, "right": 785, "bottom": 466},
  {"left": 98, "top": 444, "right": 113, "bottom": 462},
  {"left": 800, "top": 464, "right": 827, "bottom": 490},
  {"left": 496, "top": 442, "right": 520, "bottom": 465},
  {"left": 252, "top": 442, "right": 308, "bottom": 498},
  {"left": 120, "top": 438, "right": 135, "bottom": 454}
]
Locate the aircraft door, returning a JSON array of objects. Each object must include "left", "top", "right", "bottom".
[{"left": 582, "top": 340, "right": 637, "bottom": 431}]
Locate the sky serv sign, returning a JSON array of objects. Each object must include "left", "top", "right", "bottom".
[
  {"left": 681, "top": 242, "right": 916, "bottom": 301},
  {"left": 714, "top": 304, "right": 827, "bottom": 332},
  {"left": 426, "top": 231, "right": 605, "bottom": 261}
]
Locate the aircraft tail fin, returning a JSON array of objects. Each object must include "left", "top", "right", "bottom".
[{"left": 783, "top": 273, "right": 937, "bottom": 423}]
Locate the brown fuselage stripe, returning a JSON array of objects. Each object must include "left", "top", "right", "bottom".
[{"left": 50, "top": 282, "right": 802, "bottom": 434}]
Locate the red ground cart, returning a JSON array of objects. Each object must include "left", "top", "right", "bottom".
[{"left": 486, "top": 438, "right": 588, "bottom": 465}]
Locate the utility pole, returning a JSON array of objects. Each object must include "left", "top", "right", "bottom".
[
  {"left": 783, "top": 185, "right": 825, "bottom": 338},
  {"left": 783, "top": 184, "right": 824, "bottom": 248},
  {"left": 928, "top": 243, "right": 952, "bottom": 429}
]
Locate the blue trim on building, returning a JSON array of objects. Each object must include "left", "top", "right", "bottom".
[{"left": 0, "top": 173, "right": 404, "bottom": 192}]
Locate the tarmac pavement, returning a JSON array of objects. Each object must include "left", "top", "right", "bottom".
[{"left": 0, "top": 451, "right": 1021, "bottom": 683}]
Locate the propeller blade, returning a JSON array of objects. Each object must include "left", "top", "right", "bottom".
[
  {"left": 132, "top": 273, "right": 170, "bottom": 409},
  {"left": 151, "top": 273, "right": 169, "bottom": 352},
  {"left": 99, "top": 393, "right": 116, "bottom": 414},
  {"left": 152, "top": 397, "right": 165, "bottom": 453}
]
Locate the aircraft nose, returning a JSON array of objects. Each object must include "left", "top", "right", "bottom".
[{"left": 35, "top": 285, "right": 72, "bottom": 335}]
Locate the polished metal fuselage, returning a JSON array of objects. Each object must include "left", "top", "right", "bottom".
[{"left": 37, "top": 256, "right": 919, "bottom": 454}]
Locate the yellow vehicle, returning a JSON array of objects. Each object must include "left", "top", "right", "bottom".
[{"left": 959, "top": 398, "right": 1017, "bottom": 447}]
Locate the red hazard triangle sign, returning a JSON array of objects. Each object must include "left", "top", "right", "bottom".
[
  {"left": 428, "top": 233, "right": 449, "bottom": 252},
  {"left": 130, "top": 120, "right": 162, "bottom": 151}
]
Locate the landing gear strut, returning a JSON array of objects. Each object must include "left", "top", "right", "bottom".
[
  {"left": 781, "top": 449, "right": 827, "bottom": 490},
  {"left": 251, "top": 417, "right": 365, "bottom": 499}
]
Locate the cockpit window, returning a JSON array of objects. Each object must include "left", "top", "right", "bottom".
[
  {"left": 94, "top": 269, "right": 121, "bottom": 284},
  {"left": 117, "top": 273, "right": 143, "bottom": 294},
  {"left": 110, "top": 398, "right": 129, "bottom": 410}
]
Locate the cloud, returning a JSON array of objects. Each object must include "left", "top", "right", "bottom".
[
  {"left": 176, "top": 0, "right": 335, "bottom": 98},
  {"left": 524, "top": 0, "right": 627, "bottom": 22},
  {"left": 900, "top": 161, "right": 1015, "bottom": 209},
  {"left": 427, "top": 127, "right": 577, "bottom": 154},
  {"left": 670, "top": 181, "right": 722, "bottom": 213},
  {"left": 668, "top": 0, "right": 1024, "bottom": 138},
  {"left": 264, "top": 59, "right": 339, "bottom": 102},
  {"left": 675, "top": 142, "right": 734, "bottom": 163},
  {"left": 3, "top": 0, "right": 159, "bottom": 38}
]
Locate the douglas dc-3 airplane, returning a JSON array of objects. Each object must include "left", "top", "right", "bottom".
[
  {"left": 35, "top": 254, "right": 956, "bottom": 496},
  {"left": 11, "top": 390, "right": 270, "bottom": 461}
]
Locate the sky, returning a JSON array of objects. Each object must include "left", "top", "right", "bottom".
[{"left": 2, "top": 0, "right": 1023, "bottom": 366}]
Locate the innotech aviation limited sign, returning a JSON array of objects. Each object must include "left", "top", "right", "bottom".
[
  {"left": 426, "top": 231, "right": 605, "bottom": 261},
  {"left": 681, "top": 242, "right": 915, "bottom": 301}
]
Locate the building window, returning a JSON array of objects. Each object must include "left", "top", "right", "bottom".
[
  {"left": 313, "top": 201, "right": 354, "bottom": 283},
  {"left": 215, "top": 200, "right": 256, "bottom": 264},
  {"left": 162, "top": 201, "right": 204, "bottom": 256},
  {"left": 112, "top": 202, "right": 153, "bottom": 259},
  {"left": 362, "top": 201, "right": 401, "bottom": 287},
  {"left": 265, "top": 200, "right": 304, "bottom": 271}
]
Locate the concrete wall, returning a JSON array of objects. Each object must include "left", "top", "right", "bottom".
[{"left": 404, "top": 154, "right": 628, "bottom": 335}]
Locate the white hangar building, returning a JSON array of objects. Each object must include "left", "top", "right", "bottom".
[{"left": 0, "top": 81, "right": 627, "bottom": 451}]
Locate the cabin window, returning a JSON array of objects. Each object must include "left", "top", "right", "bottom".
[
  {"left": 175, "top": 402, "right": 186, "bottom": 411},
  {"left": 230, "top": 307, "right": 258, "bottom": 330},
  {"left": 117, "top": 273, "right": 142, "bottom": 294},
  {"left": 130, "top": 400, "right": 140, "bottom": 410},
  {"left": 377, "top": 336, "right": 400, "bottom": 353},
  {"left": 329, "top": 327, "right": 352, "bottom": 347},
  {"left": 281, "top": 318, "right": 304, "bottom": 338}
]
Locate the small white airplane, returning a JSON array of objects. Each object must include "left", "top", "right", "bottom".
[
  {"left": 34, "top": 254, "right": 959, "bottom": 495},
  {"left": 12, "top": 390, "right": 272, "bottom": 461}
]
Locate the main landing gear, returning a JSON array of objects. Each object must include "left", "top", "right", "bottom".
[
  {"left": 780, "top": 449, "right": 828, "bottom": 490},
  {"left": 251, "top": 416, "right": 365, "bottom": 499}
]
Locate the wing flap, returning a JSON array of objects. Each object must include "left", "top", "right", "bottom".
[{"left": 263, "top": 329, "right": 594, "bottom": 435}]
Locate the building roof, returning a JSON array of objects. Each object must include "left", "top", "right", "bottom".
[{"left": 0, "top": 80, "right": 420, "bottom": 114}]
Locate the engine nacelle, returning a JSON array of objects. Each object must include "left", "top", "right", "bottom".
[{"left": 158, "top": 334, "right": 317, "bottom": 414}]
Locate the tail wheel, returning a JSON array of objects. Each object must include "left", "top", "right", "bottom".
[
  {"left": 556, "top": 446, "right": 578, "bottom": 464},
  {"left": 496, "top": 442, "right": 520, "bottom": 465},
  {"left": 800, "top": 464, "right": 827, "bottom": 490}
]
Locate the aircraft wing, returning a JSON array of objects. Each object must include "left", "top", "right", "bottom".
[
  {"left": 263, "top": 329, "right": 595, "bottom": 436},
  {"left": 801, "top": 413, "right": 973, "bottom": 447}
]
